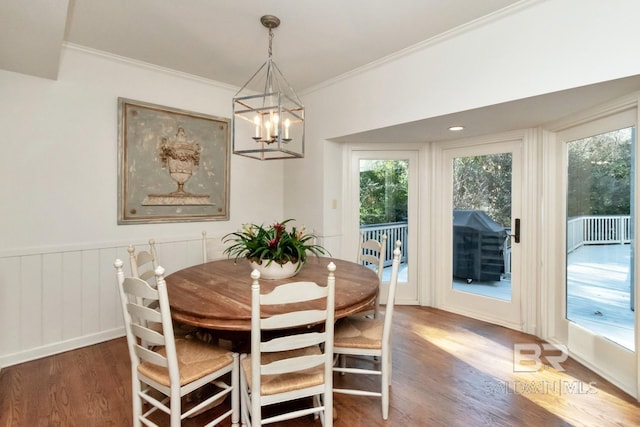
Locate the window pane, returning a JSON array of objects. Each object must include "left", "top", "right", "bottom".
[
  {"left": 359, "top": 159, "right": 408, "bottom": 282},
  {"left": 452, "top": 153, "right": 512, "bottom": 301},
  {"left": 566, "top": 127, "right": 635, "bottom": 350}
]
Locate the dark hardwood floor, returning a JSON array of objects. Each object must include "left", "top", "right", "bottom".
[{"left": 2, "top": 306, "right": 639, "bottom": 426}]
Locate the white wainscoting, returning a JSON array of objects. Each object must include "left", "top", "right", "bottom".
[{"left": 0, "top": 234, "right": 228, "bottom": 368}]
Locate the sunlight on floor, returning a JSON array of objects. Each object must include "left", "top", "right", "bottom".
[{"left": 410, "top": 321, "right": 637, "bottom": 426}]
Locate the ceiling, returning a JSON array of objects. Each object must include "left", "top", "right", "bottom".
[
  {"left": 1, "top": 0, "right": 521, "bottom": 89},
  {"left": 2, "top": 0, "right": 640, "bottom": 143}
]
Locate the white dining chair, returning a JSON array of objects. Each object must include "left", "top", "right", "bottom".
[
  {"left": 333, "top": 240, "right": 402, "bottom": 420},
  {"left": 357, "top": 232, "right": 387, "bottom": 319},
  {"left": 202, "top": 230, "right": 227, "bottom": 263},
  {"left": 114, "top": 259, "right": 240, "bottom": 427},
  {"left": 240, "top": 264, "right": 336, "bottom": 426},
  {"left": 128, "top": 239, "right": 158, "bottom": 286},
  {"left": 202, "top": 231, "right": 209, "bottom": 264}
]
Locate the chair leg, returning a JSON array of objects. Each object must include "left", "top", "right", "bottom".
[
  {"left": 387, "top": 350, "right": 392, "bottom": 383},
  {"left": 239, "top": 354, "right": 250, "bottom": 426},
  {"left": 313, "top": 395, "right": 320, "bottom": 420},
  {"left": 170, "top": 385, "right": 181, "bottom": 426},
  {"left": 381, "top": 354, "right": 389, "bottom": 420},
  {"left": 132, "top": 380, "right": 142, "bottom": 427},
  {"left": 324, "top": 390, "right": 333, "bottom": 427},
  {"left": 231, "top": 353, "right": 240, "bottom": 426}
]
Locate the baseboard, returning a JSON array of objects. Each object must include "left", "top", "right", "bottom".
[
  {"left": 0, "top": 327, "right": 125, "bottom": 369},
  {"left": 438, "top": 304, "right": 524, "bottom": 332},
  {"left": 514, "top": 334, "right": 638, "bottom": 400}
]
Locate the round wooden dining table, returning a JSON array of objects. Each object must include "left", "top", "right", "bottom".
[{"left": 164, "top": 256, "right": 379, "bottom": 332}]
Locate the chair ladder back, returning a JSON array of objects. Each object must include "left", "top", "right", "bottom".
[
  {"left": 130, "top": 322, "right": 165, "bottom": 347},
  {"left": 153, "top": 270, "right": 179, "bottom": 381},
  {"left": 117, "top": 262, "right": 177, "bottom": 374},
  {"left": 134, "top": 343, "right": 169, "bottom": 368},
  {"left": 245, "top": 264, "right": 336, "bottom": 426},
  {"left": 127, "top": 239, "right": 158, "bottom": 284},
  {"left": 261, "top": 352, "right": 328, "bottom": 376},
  {"left": 357, "top": 233, "right": 387, "bottom": 318},
  {"left": 261, "top": 331, "right": 327, "bottom": 353},
  {"left": 260, "top": 281, "right": 328, "bottom": 304},
  {"left": 261, "top": 309, "right": 327, "bottom": 331},
  {"left": 359, "top": 233, "right": 387, "bottom": 278},
  {"left": 126, "top": 299, "right": 162, "bottom": 321},
  {"left": 122, "top": 276, "right": 160, "bottom": 301}
]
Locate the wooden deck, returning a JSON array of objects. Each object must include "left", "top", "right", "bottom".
[
  {"left": 566, "top": 244, "right": 634, "bottom": 349},
  {"left": 448, "top": 244, "right": 634, "bottom": 350}
]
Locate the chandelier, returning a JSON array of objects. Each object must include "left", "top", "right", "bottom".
[{"left": 232, "top": 15, "right": 305, "bottom": 160}]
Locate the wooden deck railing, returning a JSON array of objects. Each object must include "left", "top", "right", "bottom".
[
  {"left": 567, "top": 215, "right": 631, "bottom": 253},
  {"left": 360, "top": 215, "right": 632, "bottom": 276},
  {"left": 359, "top": 222, "right": 408, "bottom": 266}
]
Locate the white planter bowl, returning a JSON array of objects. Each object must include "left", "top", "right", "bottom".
[{"left": 249, "top": 260, "right": 299, "bottom": 280}]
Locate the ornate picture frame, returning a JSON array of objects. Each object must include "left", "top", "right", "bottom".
[{"left": 117, "top": 98, "right": 230, "bottom": 224}]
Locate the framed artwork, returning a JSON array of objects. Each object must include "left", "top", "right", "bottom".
[{"left": 117, "top": 98, "right": 230, "bottom": 224}]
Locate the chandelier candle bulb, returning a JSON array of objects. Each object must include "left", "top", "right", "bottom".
[
  {"left": 265, "top": 120, "right": 271, "bottom": 139},
  {"left": 254, "top": 116, "right": 261, "bottom": 138},
  {"left": 284, "top": 118, "right": 290, "bottom": 140}
]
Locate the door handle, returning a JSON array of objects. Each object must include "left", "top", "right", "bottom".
[{"left": 509, "top": 218, "right": 520, "bottom": 243}]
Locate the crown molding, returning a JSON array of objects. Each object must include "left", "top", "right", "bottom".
[
  {"left": 302, "top": 0, "right": 542, "bottom": 95},
  {"left": 62, "top": 42, "right": 239, "bottom": 92}
]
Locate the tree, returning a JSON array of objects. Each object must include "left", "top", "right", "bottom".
[
  {"left": 567, "top": 128, "right": 632, "bottom": 217},
  {"left": 360, "top": 160, "right": 408, "bottom": 225},
  {"left": 359, "top": 127, "right": 633, "bottom": 228},
  {"left": 452, "top": 153, "right": 512, "bottom": 227}
]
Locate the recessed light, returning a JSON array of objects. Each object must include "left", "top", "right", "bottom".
[{"left": 449, "top": 126, "right": 464, "bottom": 131}]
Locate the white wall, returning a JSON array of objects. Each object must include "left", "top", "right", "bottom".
[
  {"left": 289, "top": 0, "right": 640, "bottom": 250},
  {"left": 1, "top": 46, "right": 287, "bottom": 252},
  {"left": 0, "top": 46, "right": 287, "bottom": 366},
  {"left": 308, "top": 0, "right": 640, "bottom": 141}
]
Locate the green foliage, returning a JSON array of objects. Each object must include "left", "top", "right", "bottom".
[
  {"left": 358, "top": 128, "right": 633, "bottom": 229},
  {"left": 359, "top": 160, "right": 408, "bottom": 225},
  {"left": 222, "top": 219, "right": 329, "bottom": 270},
  {"left": 452, "top": 153, "right": 512, "bottom": 227},
  {"left": 567, "top": 128, "right": 632, "bottom": 217}
]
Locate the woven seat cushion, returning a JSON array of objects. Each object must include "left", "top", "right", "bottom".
[
  {"left": 333, "top": 316, "right": 384, "bottom": 349},
  {"left": 241, "top": 346, "right": 324, "bottom": 396},
  {"left": 138, "top": 338, "right": 234, "bottom": 387}
]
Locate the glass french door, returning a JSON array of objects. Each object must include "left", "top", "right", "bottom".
[
  {"left": 554, "top": 108, "right": 637, "bottom": 395},
  {"left": 349, "top": 150, "right": 418, "bottom": 305},
  {"left": 436, "top": 139, "right": 523, "bottom": 330},
  {"left": 565, "top": 126, "right": 635, "bottom": 350}
]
